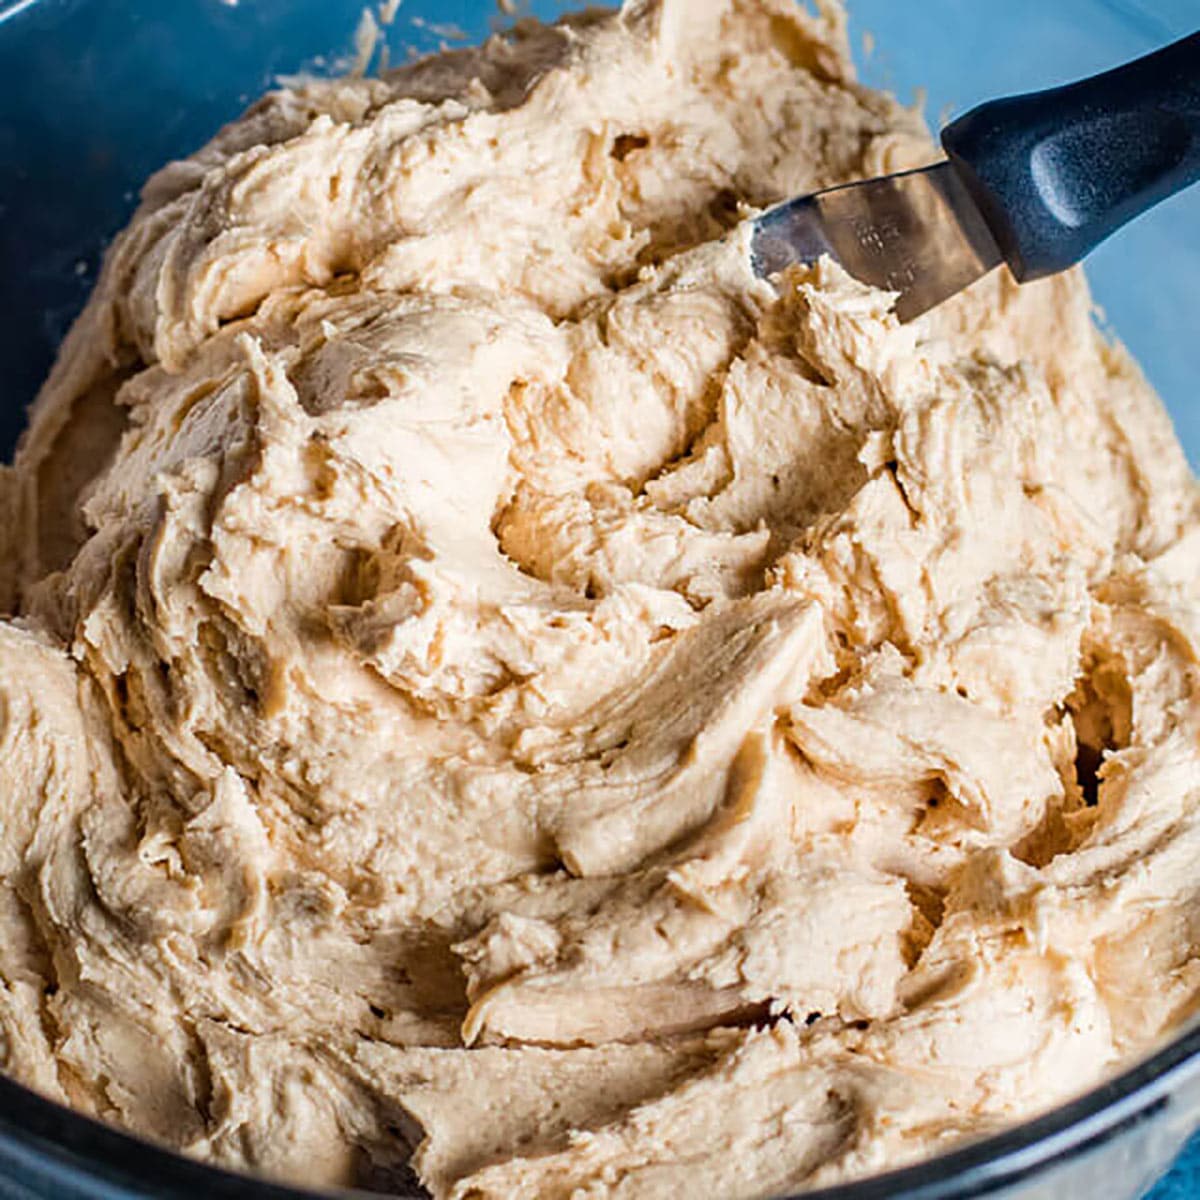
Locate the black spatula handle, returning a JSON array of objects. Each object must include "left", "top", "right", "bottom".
[{"left": 941, "top": 31, "right": 1200, "bottom": 282}]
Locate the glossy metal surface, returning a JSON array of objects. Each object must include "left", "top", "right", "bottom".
[{"left": 750, "top": 162, "right": 1003, "bottom": 320}]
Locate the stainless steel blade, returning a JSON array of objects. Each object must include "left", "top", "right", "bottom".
[{"left": 749, "top": 161, "right": 1004, "bottom": 321}]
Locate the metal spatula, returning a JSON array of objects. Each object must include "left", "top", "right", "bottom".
[{"left": 751, "top": 31, "right": 1200, "bottom": 320}]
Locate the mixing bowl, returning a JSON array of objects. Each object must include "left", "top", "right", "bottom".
[{"left": 0, "top": 1, "right": 1197, "bottom": 1198}]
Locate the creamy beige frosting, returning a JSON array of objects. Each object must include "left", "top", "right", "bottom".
[{"left": 1, "top": 1, "right": 1199, "bottom": 1196}]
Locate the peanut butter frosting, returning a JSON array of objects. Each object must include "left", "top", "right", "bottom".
[{"left": 0, "top": 2, "right": 1198, "bottom": 1196}]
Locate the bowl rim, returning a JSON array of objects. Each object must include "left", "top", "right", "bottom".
[{"left": 0, "top": 1018, "right": 1197, "bottom": 1200}]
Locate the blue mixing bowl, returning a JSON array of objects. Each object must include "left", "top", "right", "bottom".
[{"left": 0, "top": 2, "right": 1197, "bottom": 1198}]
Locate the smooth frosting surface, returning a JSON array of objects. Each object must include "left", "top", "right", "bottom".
[{"left": 1, "top": 2, "right": 1199, "bottom": 1196}]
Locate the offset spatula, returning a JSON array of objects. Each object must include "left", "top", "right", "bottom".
[{"left": 751, "top": 31, "right": 1200, "bottom": 320}]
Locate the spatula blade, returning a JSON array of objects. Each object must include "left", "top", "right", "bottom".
[{"left": 750, "top": 161, "right": 1004, "bottom": 321}]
